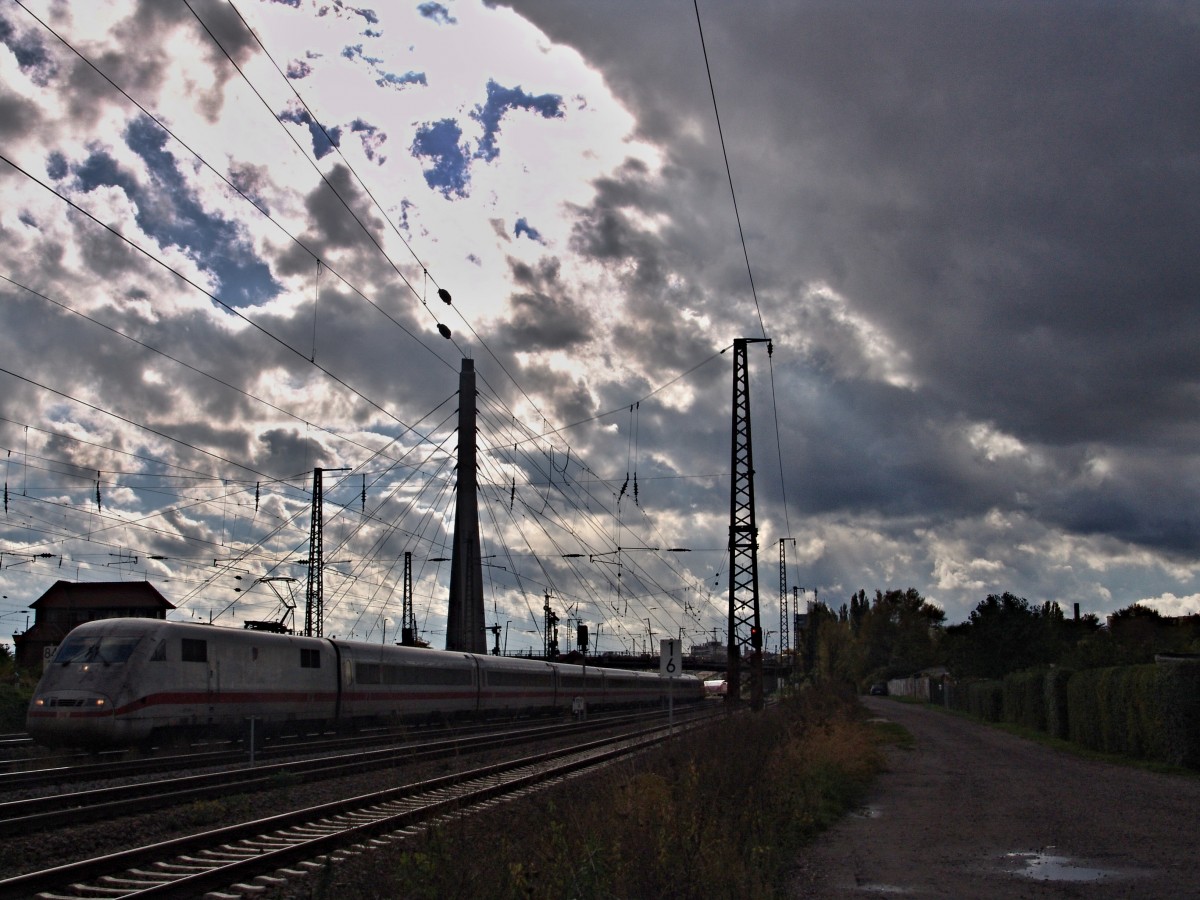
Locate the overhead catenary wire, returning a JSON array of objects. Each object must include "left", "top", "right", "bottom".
[{"left": 693, "top": 0, "right": 794, "bottom": 543}]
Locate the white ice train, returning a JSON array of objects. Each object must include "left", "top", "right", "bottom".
[{"left": 26, "top": 618, "right": 703, "bottom": 749}]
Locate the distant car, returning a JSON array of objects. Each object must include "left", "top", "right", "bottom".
[{"left": 868, "top": 682, "right": 888, "bottom": 696}]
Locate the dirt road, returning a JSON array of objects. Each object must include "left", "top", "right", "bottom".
[{"left": 791, "top": 697, "right": 1199, "bottom": 899}]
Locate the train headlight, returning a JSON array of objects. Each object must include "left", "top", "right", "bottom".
[
  {"left": 33, "top": 698, "right": 44, "bottom": 707},
  {"left": 94, "top": 699, "right": 106, "bottom": 707}
]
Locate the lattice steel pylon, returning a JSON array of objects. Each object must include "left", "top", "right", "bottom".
[
  {"left": 304, "top": 468, "right": 326, "bottom": 638},
  {"left": 727, "top": 338, "right": 769, "bottom": 709},
  {"left": 401, "top": 551, "right": 416, "bottom": 645},
  {"left": 304, "top": 466, "right": 348, "bottom": 637},
  {"left": 304, "top": 468, "right": 323, "bottom": 637},
  {"left": 779, "top": 537, "right": 795, "bottom": 658}
]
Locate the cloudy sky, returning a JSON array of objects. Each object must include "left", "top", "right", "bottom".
[{"left": 2, "top": 0, "right": 1199, "bottom": 656}]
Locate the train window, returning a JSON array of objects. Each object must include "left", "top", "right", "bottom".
[
  {"left": 150, "top": 640, "right": 166, "bottom": 662},
  {"left": 382, "top": 664, "right": 473, "bottom": 686},
  {"left": 300, "top": 648, "right": 321, "bottom": 668},
  {"left": 487, "top": 670, "right": 551, "bottom": 688},
  {"left": 181, "top": 638, "right": 207, "bottom": 663},
  {"left": 54, "top": 635, "right": 142, "bottom": 666},
  {"left": 356, "top": 663, "right": 381, "bottom": 684}
]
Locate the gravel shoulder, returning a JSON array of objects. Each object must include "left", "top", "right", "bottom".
[{"left": 790, "top": 697, "right": 1200, "bottom": 899}]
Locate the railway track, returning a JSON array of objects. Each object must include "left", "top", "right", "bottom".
[
  {"left": 0, "top": 715, "right": 709, "bottom": 899},
  {"left": 0, "top": 706, "right": 712, "bottom": 836},
  {"left": 0, "top": 707, "right": 654, "bottom": 788}
]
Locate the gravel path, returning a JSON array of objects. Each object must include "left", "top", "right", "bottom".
[{"left": 791, "top": 697, "right": 1200, "bottom": 899}]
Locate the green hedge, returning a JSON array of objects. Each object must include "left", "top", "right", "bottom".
[
  {"left": 948, "top": 660, "right": 1198, "bottom": 768},
  {"left": 1156, "top": 657, "right": 1200, "bottom": 767},
  {"left": 1067, "top": 665, "right": 1165, "bottom": 760},
  {"left": 1003, "top": 669, "right": 1048, "bottom": 731},
  {"left": 967, "top": 680, "right": 1004, "bottom": 722},
  {"left": 1044, "top": 668, "right": 1073, "bottom": 741}
]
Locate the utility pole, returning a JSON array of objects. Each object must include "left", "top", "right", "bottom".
[
  {"left": 727, "top": 338, "right": 769, "bottom": 709},
  {"left": 304, "top": 466, "right": 348, "bottom": 637}
]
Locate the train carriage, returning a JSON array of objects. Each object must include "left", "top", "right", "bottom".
[
  {"left": 27, "top": 619, "right": 338, "bottom": 748},
  {"left": 26, "top": 618, "right": 705, "bottom": 749},
  {"left": 335, "top": 641, "right": 480, "bottom": 723}
]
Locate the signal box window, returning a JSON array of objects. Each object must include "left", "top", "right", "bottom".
[
  {"left": 300, "top": 648, "right": 321, "bottom": 668},
  {"left": 181, "top": 638, "right": 207, "bottom": 663}
]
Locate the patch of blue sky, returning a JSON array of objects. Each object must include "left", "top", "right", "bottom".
[
  {"left": 376, "top": 70, "right": 427, "bottom": 90},
  {"left": 46, "top": 150, "right": 68, "bottom": 181},
  {"left": 514, "top": 218, "right": 545, "bottom": 244},
  {"left": 350, "top": 119, "right": 387, "bottom": 162},
  {"left": 342, "top": 44, "right": 384, "bottom": 66},
  {"left": 471, "top": 80, "right": 564, "bottom": 163},
  {"left": 345, "top": 5, "right": 379, "bottom": 26},
  {"left": 73, "top": 116, "right": 281, "bottom": 308},
  {"left": 411, "top": 118, "right": 470, "bottom": 198},
  {"left": 0, "top": 14, "right": 56, "bottom": 84},
  {"left": 279, "top": 107, "right": 341, "bottom": 160},
  {"left": 287, "top": 59, "right": 313, "bottom": 79},
  {"left": 395, "top": 198, "right": 415, "bottom": 234},
  {"left": 417, "top": 2, "right": 457, "bottom": 25}
]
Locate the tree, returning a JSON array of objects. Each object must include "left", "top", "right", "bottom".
[
  {"left": 856, "top": 588, "right": 945, "bottom": 684},
  {"left": 944, "top": 593, "right": 1068, "bottom": 678}
]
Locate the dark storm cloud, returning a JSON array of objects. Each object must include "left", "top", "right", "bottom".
[
  {"left": 299, "top": 163, "right": 388, "bottom": 254},
  {"left": 256, "top": 428, "right": 334, "bottom": 474},
  {"left": 505, "top": 0, "right": 1200, "bottom": 571},
  {"left": 0, "top": 86, "right": 39, "bottom": 141},
  {"left": 498, "top": 257, "right": 594, "bottom": 352}
]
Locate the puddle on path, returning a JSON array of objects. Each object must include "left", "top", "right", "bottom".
[
  {"left": 1001, "top": 851, "right": 1129, "bottom": 883},
  {"left": 851, "top": 804, "right": 884, "bottom": 818}
]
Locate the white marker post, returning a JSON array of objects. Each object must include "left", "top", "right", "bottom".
[{"left": 660, "top": 638, "right": 681, "bottom": 735}]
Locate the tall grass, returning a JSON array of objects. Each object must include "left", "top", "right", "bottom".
[{"left": 315, "top": 685, "right": 886, "bottom": 900}]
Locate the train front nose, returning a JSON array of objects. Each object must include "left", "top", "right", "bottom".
[{"left": 26, "top": 691, "right": 116, "bottom": 748}]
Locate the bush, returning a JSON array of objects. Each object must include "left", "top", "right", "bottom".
[{"left": 0, "top": 685, "right": 31, "bottom": 733}]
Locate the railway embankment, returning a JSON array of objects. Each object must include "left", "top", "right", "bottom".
[{"left": 276, "top": 686, "right": 883, "bottom": 899}]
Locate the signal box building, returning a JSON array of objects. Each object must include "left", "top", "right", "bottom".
[{"left": 11, "top": 581, "right": 174, "bottom": 671}]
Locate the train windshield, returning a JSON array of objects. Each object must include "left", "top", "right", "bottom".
[{"left": 54, "top": 635, "right": 142, "bottom": 666}]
